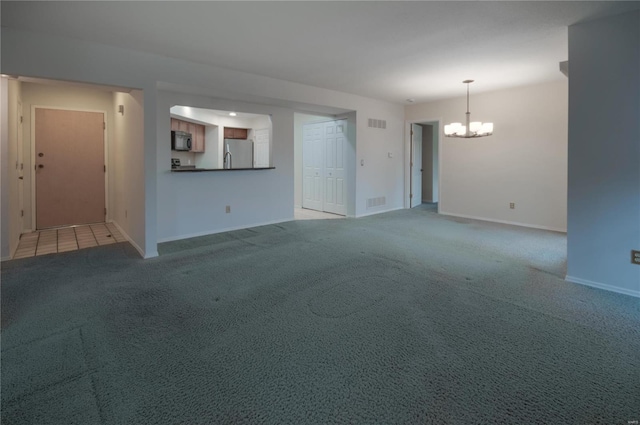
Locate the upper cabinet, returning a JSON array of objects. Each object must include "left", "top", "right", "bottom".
[
  {"left": 189, "top": 123, "right": 205, "bottom": 153},
  {"left": 224, "top": 127, "right": 248, "bottom": 139},
  {"left": 171, "top": 118, "right": 205, "bottom": 153}
]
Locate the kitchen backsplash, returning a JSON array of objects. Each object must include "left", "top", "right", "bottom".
[{"left": 171, "top": 151, "right": 196, "bottom": 167}]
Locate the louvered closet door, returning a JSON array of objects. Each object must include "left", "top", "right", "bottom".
[
  {"left": 323, "top": 120, "right": 346, "bottom": 215},
  {"left": 302, "top": 123, "right": 323, "bottom": 211}
]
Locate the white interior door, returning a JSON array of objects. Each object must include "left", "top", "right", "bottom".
[
  {"left": 323, "top": 120, "right": 346, "bottom": 215},
  {"left": 254, "top": 128, "right": 269, "bottom": 167},
  {"left": 302, "top": 123, "right": 323, "bottom": 211},
  {"left": 411, "top": 123, "right": 422, "bottom": 208}
]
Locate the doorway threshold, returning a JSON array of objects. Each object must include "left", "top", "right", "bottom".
[{"left": 294, "top": 208, "right": 344, "bottom": 221}]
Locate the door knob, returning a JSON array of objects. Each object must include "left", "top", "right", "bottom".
[
  {"left": 38, "top": 164, "right": 44, "bottom": 169},
  {"left": 38, "top": 153, "right": 44, "bottom": 157},
  {"left": 18, "top": 176, "right": 23, "bottom": 180}
]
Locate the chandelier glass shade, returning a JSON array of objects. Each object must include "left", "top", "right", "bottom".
[{"left": 444, "top": 80, "right": 493, "bottom": 138}]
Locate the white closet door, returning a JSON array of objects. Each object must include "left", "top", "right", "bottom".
[
  {"left": 254, "top": 128, "right": 270, "bottom": 167},
  {"left": 302, "top": 123, "right": 323, "bottom": 211},
  {"left": 323, "top": 120, "right": 347, "bottom": 215}
]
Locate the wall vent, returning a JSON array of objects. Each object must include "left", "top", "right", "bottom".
[
  {"left": 366, "top": 196, "right": 386, "bottom": 209},
  {"left": 368, "top": 118, "right": 387, "bottom": 129}
]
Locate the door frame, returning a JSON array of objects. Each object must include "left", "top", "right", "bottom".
[
  {"left": 17, "top": 100, "right": 24, "bottom": 235},
  {"left": 30, "top": 105, "right": 109, "bottom": 231},
  {"left": 405, "top": 117, "right": 442, "bottom": 211}
]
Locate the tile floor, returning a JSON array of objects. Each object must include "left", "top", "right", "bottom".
[{"left": 13, "top": 223, "right": 126, "bottom": 259}]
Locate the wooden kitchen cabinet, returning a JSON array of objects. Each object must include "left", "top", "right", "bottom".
[
  {"left": 171, "top": 118, "right": 205, "bottom": 153},
  {"left": 224, "top": 127, "right": 248, "bottom": 139},
  {"left": 189, "top": 123, "right": 206, "bottom": 153}
]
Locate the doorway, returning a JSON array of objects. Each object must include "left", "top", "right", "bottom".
[
  {"left": 34, "top": 108, "right": 106, "bottom": 229},
  {"left": 409, "top": 120, "right": 439, "bottom": 209},
  {"left": 302, "top": 119, "right": 347, "bottom": 215}
]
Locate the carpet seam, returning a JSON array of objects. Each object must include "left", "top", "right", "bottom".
[{"left": 79, "top": 327, "right": 106, "bottom": 425}]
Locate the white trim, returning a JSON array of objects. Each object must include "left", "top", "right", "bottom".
[
  {"left": 156, "top": 217, "right": 294, "bottom": 244},
  {"left": 30, "top": 106, "right": 109, "bottom": 229},
  {"left": 355, "top": 206, "right": 403, "bottom": 218},
  {"left": 438, "top": 210, "right": 567, "bottom": 233},
  {"left": 405, "top": 117, "right": 442, "bottom": 212},
  {"left": 565, "top": 275, "right": 640, "bottom": 298},
  {"left": 1, "top": 255, "right": 11, "bottom": 262},
  {"left": 108, "top": 219, "right": 148, "bottom": 258}
]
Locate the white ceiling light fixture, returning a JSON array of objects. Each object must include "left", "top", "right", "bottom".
[
  {"left": 444, "top": 80, "right": 493, "bottom": 138},
  {"left": 229, "top": 112, "right": 237, "bottom": 116}
]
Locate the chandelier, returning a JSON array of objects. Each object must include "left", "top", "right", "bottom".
[{"left": 444, "top": 80, "right": 493, "bottom": 138}]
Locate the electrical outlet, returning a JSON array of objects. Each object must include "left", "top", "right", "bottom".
[
  {"left": 632, "top": 250, "right": 640, "bottom": 265},
  {"left": 225, "top": 205, "right": 231, "bottom": 214},
  {"left": 509, "top": 202, "right": 515, "bottom": 209}
]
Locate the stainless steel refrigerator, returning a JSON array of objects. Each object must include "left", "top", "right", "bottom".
[{"left": 224, "top": 139, "right": 254, "bottom": 169}]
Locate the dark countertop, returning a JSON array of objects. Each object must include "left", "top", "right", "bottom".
[{"left": 171, "top": 167, "right": 276, "bottom": 172}]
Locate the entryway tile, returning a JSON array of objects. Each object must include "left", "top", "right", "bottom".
[{"left": 13, "top": 223, "right": 126, "bottom": 259}]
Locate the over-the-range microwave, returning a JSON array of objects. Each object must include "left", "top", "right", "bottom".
[{"left": 171, "top": 130, "right": 192, "bottom": 151}]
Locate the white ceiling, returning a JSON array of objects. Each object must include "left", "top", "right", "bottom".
[{"left": 2, "top": 1, "right": 638, "bottom": 104}]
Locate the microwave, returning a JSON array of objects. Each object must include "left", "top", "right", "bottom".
[{"left": 171, "top": 130, "right": 192, "bottom": 151}]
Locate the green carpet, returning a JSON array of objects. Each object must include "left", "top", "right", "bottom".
[{"left": 2, "top": 205, "right": 639, "bottom": 424}]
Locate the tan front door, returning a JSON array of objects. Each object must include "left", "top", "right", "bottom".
[{"left": 35, "top": 108, "right": 105, "bottom": 229}]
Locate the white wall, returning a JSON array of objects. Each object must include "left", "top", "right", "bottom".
[
  {"left": 566, "top": 10, "right": 640, "bottom": 297},
  {"left": 157, "top": 91, "right": 294, "bottom": 242},
  {"left": 7, "top": 79, "right": 23, "bottom": 258},
  {"left": 1, "top": 26, "right": 405, "bottom": 256},
  {"left": 406, "top": 80, "right": 568, "bottom": 231},
  {"left": 355, "top": 107, "right": 405, "bottom": 217},
  {"left": 20, "top": 82, "right": 115, "bottom": 231},
  {"left": 112, "top": 90, "right": 146, "bottom": 255}
]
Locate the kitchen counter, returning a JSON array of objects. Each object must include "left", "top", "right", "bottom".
[{"left": 171, "top": 167, "right": 276, "bottom": 172}]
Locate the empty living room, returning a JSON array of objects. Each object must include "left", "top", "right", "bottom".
[{"left": 1, "top": 2, "right": 638, "bottom": 424}]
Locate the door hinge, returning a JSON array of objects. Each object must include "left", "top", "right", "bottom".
[
  {"left": 20, "top": 116, "right": 23, "bottom": 124},
  {"left": 410, "top": 194, "right": 413, "bottom": 199},
  {"left": 104, "top": 208, "right": 107, "bottom": 215},
  {"left": 104, "top": 165, "right": 106, "bottom": 172},
  {"left": 103, "top": 122, "right": 106, "bottom": 130},
  {"left": 21, "top": 210, "right": 24, "bottom": 217}
]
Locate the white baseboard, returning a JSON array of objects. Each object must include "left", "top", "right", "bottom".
[
  {"left": 565, "top": 275, "right": 640, "bottom": 298},
  {"left": 438, "top": 211, "right": 566, "bottom": 233},
  {"left": 108, "top": 220, "right": 148, "bottom": 259},
  {"left": 1, "top": 255, "right": 11, "bottom": 262},
  {"left": 356, "top": 206, "right": 404, "bottom": 218},
  {"left": 157, "top": 217, "right": 294, "bottom": 244}
]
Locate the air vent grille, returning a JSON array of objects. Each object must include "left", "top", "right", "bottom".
[
  {"left": 368, "top": 118, "right": 387, "bottom": 129},
  {"left": 366, "top": 196, "right": 386, "bottom": 209}
]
